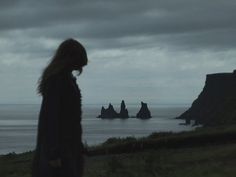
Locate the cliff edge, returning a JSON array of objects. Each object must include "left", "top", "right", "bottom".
[{"left": 176, "top": 70, "right": 236, "bottom": 126}]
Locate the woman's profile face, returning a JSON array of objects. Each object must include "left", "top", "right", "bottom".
[
  {"left": 59, "top": 39, "right": 88, "bottom": 71},
  {"left": 69, "top": 50, "right": 88, "bottom": 71}
]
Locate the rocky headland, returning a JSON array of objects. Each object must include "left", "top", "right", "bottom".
[{"left": 176, "top": 70, "right": 236, "bottom": 126}]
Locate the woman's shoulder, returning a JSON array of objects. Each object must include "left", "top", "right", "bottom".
[
  {"left": 45, "top": 73, "right": 67, "bottom": 90},
  {"left": 45, "top": 71, "right": 77, "bottom": 91}
]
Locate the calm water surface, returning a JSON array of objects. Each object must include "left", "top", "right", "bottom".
[{"left": 0, "top": 104, "right": 192, "bottom": 155}]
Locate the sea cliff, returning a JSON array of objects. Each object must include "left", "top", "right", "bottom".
[{"left": 177, "top": 70, "right": 236, "bottom": 126}]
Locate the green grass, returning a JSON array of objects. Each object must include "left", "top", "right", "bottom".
[
  {"left": 84, "top": 143, "right": 236, "bottom": 177},
  {"left": 0, "top": 151, "right": 32, "bottom": 177},
  {"left": 1, "top": 125, "right": 236, "bottom": 177},
  {"left": 87, "top": 124, "right": 236, "bottom": 155}
]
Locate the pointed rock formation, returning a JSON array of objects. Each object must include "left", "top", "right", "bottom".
[
  {"left": 97, "top": 103, "right": 119, "bottom": 118},
  {"left": 97, "top": 101, "right": 129, "bottom": 118},
  {"left": 119, "top": 100, "right": 129, "bottom": 118},
  {"left": 136, "top": 102, "right": 152, "bottom": 119},
  {"left": 176, "top": 70, "right": 236, "bottom": 126},
  {"left": 100, "top": 106, "right": 106, "bottom": 117}
]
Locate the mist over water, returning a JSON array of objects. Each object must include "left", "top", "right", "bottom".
[{"left": 0, "top": 104, "right": 193, "bottom": 155}]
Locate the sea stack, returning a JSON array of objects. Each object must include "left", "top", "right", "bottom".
[
  {"left": 176, "top": 70, "right": 236, "bottom": 126},
  {"left": 97, "top": 103, "right": 119, "bottom": 118},
  {"left": 119, "top": 100, "right": 129, "bottom": 118},
  {"left": 136, "top": 102, "right": 152, "bottom": 119},
  {"left": 97, "top": 100, "right": 129, "bottom": 118}
]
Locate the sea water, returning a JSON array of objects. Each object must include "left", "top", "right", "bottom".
[{"left": 0, "top": 104, "right": 193, "bottom": 155}]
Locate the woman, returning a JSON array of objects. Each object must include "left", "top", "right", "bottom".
[{"left": 31, "top": 38, "right": 88, "bottom": 177}]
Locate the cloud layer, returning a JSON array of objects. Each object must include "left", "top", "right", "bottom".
[{"left": 0, "top": 0, "right": 236, "bottom": 104}]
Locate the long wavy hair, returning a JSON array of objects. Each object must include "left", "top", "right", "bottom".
[{"left": 37, "top": 38, "right": 88, "bottom": 95}]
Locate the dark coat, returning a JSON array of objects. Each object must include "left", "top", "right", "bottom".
[{"left": 31, "top": 71, "right": 84, "bottom": 177}]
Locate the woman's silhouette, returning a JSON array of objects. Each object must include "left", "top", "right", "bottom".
[{"left": 31, "top": 38, "right": 88, "bottom": 177}]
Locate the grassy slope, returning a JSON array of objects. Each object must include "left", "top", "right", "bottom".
[
  {"left": 85, "top": 143, "right": 236, "bottom": 177},
  {"left": 0, "top": 125, "right": 236, "bottom": 177},
  {"left": 88, "top": 125, "right": 236, "bottom": 155}
]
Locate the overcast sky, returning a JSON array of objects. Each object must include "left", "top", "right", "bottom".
[{"left": 0, "top": 0, "right": 236, "bottom": 105}]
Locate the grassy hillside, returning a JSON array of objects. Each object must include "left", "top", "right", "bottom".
[
  {"left": 85, "top": 143, "right": 236, "bottom": 177},
  {"left": 0, "top": 125, "right": 236, "bottom": 177},
  {"left": 87, "top": 125, "right": 236, "bottom": 155}
]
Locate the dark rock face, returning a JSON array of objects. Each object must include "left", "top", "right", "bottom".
[
  {"left": 97, "top": 103, "right": 119, "bottom": 118},
  {"left": 119, "top": 100, "right": 129, "bottom": 118},
  {"left": 176, "top": 70, "right": 236, "bottom": 126},
  {"left": 97, "top": 100, "right": 129, "bottom": 118},
  {"left": 136, "top": 102, "right": 152, "bottom": 119}
]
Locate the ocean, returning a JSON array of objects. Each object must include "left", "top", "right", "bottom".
[{"left": 0, "top": 104, "right": 194, "bottom": 155}]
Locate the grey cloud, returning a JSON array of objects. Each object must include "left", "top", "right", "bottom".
[
  {"left": 0, "top": 0, "right": 236, "bottom": 104},
  {"left": 1, "top": 1, "right": 235, "bottom": 35},
  {"left": 0, "top": 0, "right": 235, "bottom": 52}
]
